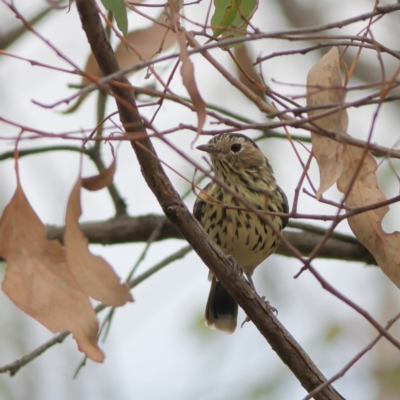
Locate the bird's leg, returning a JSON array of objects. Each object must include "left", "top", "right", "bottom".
[
  {"left": 240, "top": 273, "right": 278, "bottom": 329},
  {"left": 245, "top": 273, "right": 255, "bottom": 289}
]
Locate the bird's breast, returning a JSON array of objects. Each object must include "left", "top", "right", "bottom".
[{"left": 200, "top": 185, "right": 283, "bottom": 273}]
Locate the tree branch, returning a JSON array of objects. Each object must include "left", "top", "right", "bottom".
[
  {"left": 45, "top": 215, "right": 376, "bottom": 265},
  {"left": 74, "top": 1, "right": 344, "bottom": 398}
]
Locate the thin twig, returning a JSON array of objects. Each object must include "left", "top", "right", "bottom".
[
  {"left": 0, "top": 332, "right": 70, "bottom": 376},
  {"left": 303, "top": 312, "right": 400, "bottom": 400},
  {"left": 308, "top": 265, "right": 400, "bottom": 350},
  {"left": 0, "top": 145, "right": 84, "bottom": 161}
]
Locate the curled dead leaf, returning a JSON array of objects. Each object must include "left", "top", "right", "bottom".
[
  {"left": 177, "top": 31, "right": 206, "bottom": 133},
  {"left": 337, "top": 145, "right": 400, "bottom": 287},
  {"left": 307, "top": 47, "right": 400, "bottom": 288},
  {"left": 66, "top": 12, "right": 177, "bottom": 113},
  {"left": 167, "top": 0, "right": 206, "bottom": 133},
  {"left": 306, "top": 47, "right": 348, "bottom": 199},
  {"left": 65, "top": 167, "right": 133, "bottom": 307},
  {"left": 0, "top": 185, "right": 104, "bottom": 362},
  {"left": 82, "top": 158, "right": 116, "bottom": 191},
  {"left": 234, "top": 44, "right": 265, "bottom": 99}
]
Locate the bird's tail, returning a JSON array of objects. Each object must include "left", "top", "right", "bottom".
[{"left": 205, "top": 277, "right": 238, "bottom": 334}]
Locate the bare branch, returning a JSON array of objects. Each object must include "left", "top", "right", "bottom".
[
  {"left": 0, "top": 145, "right": 83, "bottom": 160},
  {"left": 0, "top": 332, "right": 69, "bottom": 376},
  {"left": 45, "top": 215, "right": 376, "bottom": 265}
]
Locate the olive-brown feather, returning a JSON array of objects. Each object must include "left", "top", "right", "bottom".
[{"left": 194, "top": 133, "right": 288, "bottom": 334}]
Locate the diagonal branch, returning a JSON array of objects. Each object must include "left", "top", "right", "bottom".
[{"left": 75, "top": 1, "right": 344, "bottom": 398}]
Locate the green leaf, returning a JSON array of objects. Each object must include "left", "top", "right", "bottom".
[
  {"left": 211, "top": 0, "right": 236, "bottom": 37},
  {"left": 100, "top": 0, "right": 128, "bottom": 36},
  {"left": 211, "top": 0, "right": 258, "bottom": 45}
]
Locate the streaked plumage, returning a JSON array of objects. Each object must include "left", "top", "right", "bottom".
[{"left": 194, "top": 133, "right": 288, "bottom": 333}]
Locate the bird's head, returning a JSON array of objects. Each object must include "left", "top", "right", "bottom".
[{"left": 196, "top": 133, "right": 269, "bottom": 174}]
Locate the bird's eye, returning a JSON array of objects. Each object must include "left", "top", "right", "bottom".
[{"left": 231, "top": 143, "right": 242, "bottom": 153}]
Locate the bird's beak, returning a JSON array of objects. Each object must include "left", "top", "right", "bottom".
[{"left": 196, "top": 144, "right": 219, "bottom": 154}]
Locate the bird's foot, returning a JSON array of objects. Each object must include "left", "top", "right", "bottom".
[
  {"left": 240, "top": 315, "right": 251, "bottom": 328},
  {"left": 261, "top": 296, "right": 278, "bottom": 315},
  {"left": 226, "top": 255, "right": 243, "bottom": 274},
  {"left": 240, "top": 296, "right": 278, "bottom": 328}
]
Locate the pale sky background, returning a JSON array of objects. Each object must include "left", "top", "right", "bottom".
[{"left": 1, "top": 1, "right": 400, "bottom": 399}]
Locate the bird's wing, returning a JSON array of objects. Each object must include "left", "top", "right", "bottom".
[
  {"left": 193, "top": 181, "right": 212, "bottom": 222},
  {"left": 277, "top": 185, "right": 289, "bottom": 229}
]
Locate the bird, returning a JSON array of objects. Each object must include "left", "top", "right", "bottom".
[{"left": 193, "top": 133, "right": 288, "bottom": 334}]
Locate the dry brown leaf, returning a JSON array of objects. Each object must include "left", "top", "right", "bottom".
[
  {"left": 177, "top": 31, "right": 206, "bottom": 133},
  {"left": 0, "top": 185, "right": 104, "bottom": 362},
  {"left": 67, "top": 12, "right": 177, "bottom": 112},
  {"left": 167, "top": 0, "right": 206, "bottom": 133},
  {"left": 307, "top": 47, "right": 400, "bottom": 288},
  {"left": 307, "top": 47, "right": 348, "bottom": 199},
  {"left": 234, "top": 44, "right": 265, "bottom": 99},
  {"left": 84, "top": 12, "right": 176, "bottom": 81},
  {"left": 337, "top": 145, "right": 400, "bottom": 287},
  {"left": 64, "top": 176, "right": 133, "bottom": 307},
  {"left": 82, "top": 158, "right": 116, "bottom": 191},
  {"left": 113, "top": 13, "right": 177, "bottom": 70}
]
